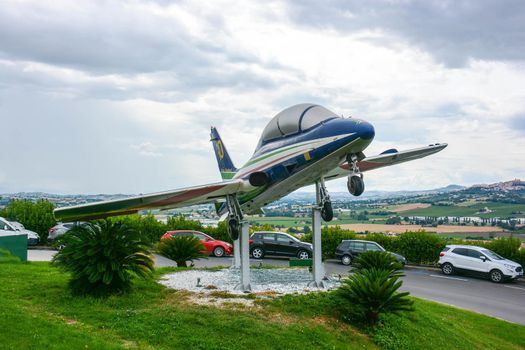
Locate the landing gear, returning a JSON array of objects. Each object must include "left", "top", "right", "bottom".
[
  {"left": 346, "top": 154, "right": 365, "bottom": 196},
  {"left": 316, "top": 178, "right": 333, "bottom": 222},
  {"left": 226, "top": 194, "right": 243, "bottom": 240}
]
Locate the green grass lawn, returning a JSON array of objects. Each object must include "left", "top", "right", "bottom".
[
  {"left": 2, "top": 261, "right": 525, "bottom": 349},
  {"left": 401, "top": 202, "right": 525, "bottom": 219}
]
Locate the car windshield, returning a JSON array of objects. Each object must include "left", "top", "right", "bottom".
[{"left": 481, "top": 249, "right": 504, "bottom": 260}]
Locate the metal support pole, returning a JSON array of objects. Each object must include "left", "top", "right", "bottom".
[
  {"left": 235, "top": 221, "right": 251, "bottom": 291},
  {"left": 310, "top": 181, "right": 326, "bottom": 288},
  {"left": 310, "top": 207, "right": 326, "bottom": 288},
  {"left": 232, "top": 238, "right": 241, "bottom": 268}
]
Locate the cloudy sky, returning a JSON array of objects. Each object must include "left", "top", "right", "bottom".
[{"left": 1, "top": 0, "right": 524, "bottom": 195}]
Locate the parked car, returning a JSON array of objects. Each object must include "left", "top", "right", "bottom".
[
  {"left": 161, "top": 230, "right": 233, "bottom": 257},
  {"left": 335, "top": 239, "right": 407, "bottom": 266},
  {"left": 0, "top": 217, "right": 39, "bottom": 245},
  {"left": 48, "top": 222, "right": 85, "bottom": 242},
  {"left": 9, "top": 221, "right": 39, "bottom": 245},
  {"left": 439, "top": 244, "right": 523, "bottom": 283},
  {"left": 249, "top": 231, "right": 312, "bottom": 259}
]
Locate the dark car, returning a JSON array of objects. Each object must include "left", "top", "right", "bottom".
[
  {"left": 249, "top": 231, "right": 312, "bottom": 259},
  {"left": 335, "top": 239, "right": 407, "bottom": 266}
]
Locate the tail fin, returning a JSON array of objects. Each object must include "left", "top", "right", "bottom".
[{"left": 210, "top": 127, "right": 237, "bottom": 180}]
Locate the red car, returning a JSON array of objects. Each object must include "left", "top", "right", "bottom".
[{"left": 161, "top": 230, "right": 233, "bottom": 257}]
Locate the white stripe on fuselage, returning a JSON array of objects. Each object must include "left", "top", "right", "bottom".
[{"left": 234, "top": 133, "right": 355, "bottom": 179}]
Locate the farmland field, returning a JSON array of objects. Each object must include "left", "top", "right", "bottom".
[
  {"left": 401, "top": 202, "right": 525, "bottom": 218},
  {"left": 336, "top": 223, "right": 505, "bottom": 234}
]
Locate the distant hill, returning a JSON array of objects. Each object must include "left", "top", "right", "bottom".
[{"left": 284, "top": 184, "right": 466, "bottom": 202}]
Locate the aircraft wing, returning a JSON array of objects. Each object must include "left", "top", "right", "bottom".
[
  {"left": 54, "top": 179, "right": 253, "bottom": 222},
  {"left": 356, "top": 143, "right": 448, "bottom": 172},
  {"left": 326, "top": 143, "right": 447, "bottom": 179}
]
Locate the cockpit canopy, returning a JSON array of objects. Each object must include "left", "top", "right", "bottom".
[{"left": 258, "top": 103, "right": 340, "bottom": 145}]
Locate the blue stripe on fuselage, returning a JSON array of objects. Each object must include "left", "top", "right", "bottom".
[{"left": 253, "top": 117, "right": 374, "bottom": 157}]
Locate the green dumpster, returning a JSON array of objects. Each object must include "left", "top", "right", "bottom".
[
  {"left": 289, "top": 258, "right": 312, "bottom": 267},
  {"left": 0, "top": 233, "right": 27, "bottom": 262}
]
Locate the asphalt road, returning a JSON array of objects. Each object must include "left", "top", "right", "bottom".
[{"left": 29, "top": 250, "right": 525, "bottom": 325}]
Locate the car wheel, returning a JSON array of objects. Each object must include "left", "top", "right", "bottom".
[
  {"left": 297, "top": 250, "right": 310, "bottom": 260},
  {"left": 341, "top": 255, "right": 352, "bottom": 266},
  {"left": 213, "top": 246, "right": 225, "bottom": 257},
  {"left": 490, "top": 269, "right": 503, "bottom": 283},
  {"left": 251, "top": 247, "right": 264, "bottom": 259},
  {"left": 441, "top": 262, "right": 454, "bottom": 275}
]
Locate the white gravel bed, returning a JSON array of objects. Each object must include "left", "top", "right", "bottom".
[{"left": 159, "top": 267, "right": 341, "bottom": 295}]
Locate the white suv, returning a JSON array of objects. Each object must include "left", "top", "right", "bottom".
[{"left": 439, "top": 244, "right": 523, "bottom": 283}]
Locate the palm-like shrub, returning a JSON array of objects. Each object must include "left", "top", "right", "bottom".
[
  {"left": 52, "top": 221, "right": 154, "bottom": 296},
  {"left": 338, "top": 268, "right": 414, "bottom": 325},
  {"left": 353, "top": 251, "right": 403, "bottom": 277},
  {"left": 157, "top": 236, "right": 207, "bottom": 267}
]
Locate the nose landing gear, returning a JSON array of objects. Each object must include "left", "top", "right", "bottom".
[{"left": 347, "top": 154, "right": 365, "bottom": 196}]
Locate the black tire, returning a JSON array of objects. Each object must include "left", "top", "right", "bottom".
[
  {"left": 441, "top": 262, "right": 454, "bottom": 275},
  {"left": 228, "top": 218, "right": 239, "bottom": 240},
  {"left": 321, "top": 201, "right": 334, "bottom": 221},
  {"left": 348, "top": 175, "right": 365, "bottom": 196},
  {"left": 213, "top": 246, "right": 225, "bottom": 257},
  {"left": 490, "top": 269, "right": 503, "bottom": 283},
  {"left": 251, "top": 247, "right": 264, "bottom": 259},
  {"left": 297, "top": 250, "right": 310, "bottom": 260},
  {"left": 341, "top": 254, "right": 352, "bottom": 266}
]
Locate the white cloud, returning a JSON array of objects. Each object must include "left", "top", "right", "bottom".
[{"left": 0, "top": 0, "right": 524, "bottom": 195}]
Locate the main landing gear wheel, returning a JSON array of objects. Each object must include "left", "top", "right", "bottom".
[
  {"left": 321, "top": 201, "right": 333, "bottom": 221},
  {"left": 228, "top": 218, "right": 239, "bottom": 241},
  {"left": 316, "top": 178, "right": 334, "bottom": 222},
  {"left": 348, "top": 175, "right": 365, "bottom": 196},
  {"left": 226, "top": 194, "right": 243, "bottom": 241}
]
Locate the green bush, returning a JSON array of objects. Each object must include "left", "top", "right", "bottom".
[
  {"left": 52, "top": 221, "right": 154, "bottom": 296},
  {"left": 109, "top": 214, "right": 166, "bottom": 244},
  {"left": 301, "top": 226, "right": 356, "bottom": 259},
  {"left": 157, "top": 235, "right": 207, "bottom": 267},
  {"left": 353, "top": 251, "right": 403, "bottom": 276},
  {"left": 338, "top": 268, "right": 414, "bottom": 325},
  {"left": 395, "top": 232, "right": 446, "bottom": 264},
  {"left": 486, "top": 237, "right": 522, "bottom": 261},
  {"left": 0, "top": 199, "right": 56, "bottom": 242}
]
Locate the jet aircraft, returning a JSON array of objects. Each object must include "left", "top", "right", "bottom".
[{"left": 55, "top": 103, "right": 447, "bottom": 239}]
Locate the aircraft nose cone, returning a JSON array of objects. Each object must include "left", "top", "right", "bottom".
[{"left": 358, "top": 120, "right": 375, "bottom": 140}]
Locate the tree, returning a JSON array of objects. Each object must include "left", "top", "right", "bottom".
[
  {"left": 352, "top": 251, "right": 403, "bottom": 277},
  {"left": 338, "top": 268, "right": 414, "bottom": 325},
  {"left": 0, "top": 199, "right": 56, "bottom": 242},
  {"left": 52, "top": 221, "right": 154, "bottom": 296},
  {"left": 157, "top": 236, "right": 207, "bottom": 267}
]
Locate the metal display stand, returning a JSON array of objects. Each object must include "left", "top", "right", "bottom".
[
  {"left": 309, "top": 206, "right": 326, "bottom": 288},
  {"left": 232, "top": 237, "right": 241, "bottom": 268},
  {"left": 234, "top": 221, "right": 251, "bottom": 291},
  {"left": 309, "top": 181, "right": 326, "bottom": 288}
]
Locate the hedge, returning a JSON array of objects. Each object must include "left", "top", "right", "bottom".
[{"left": 301, "top": 226, "right": 356, "bottom": 259}]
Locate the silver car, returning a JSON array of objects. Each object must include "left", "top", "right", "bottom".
[{"left": 48, "top": 222, "right": 85, "bottom": 242}]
